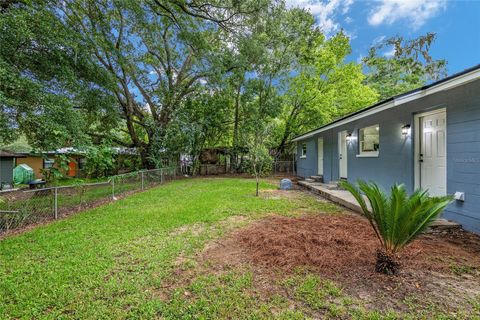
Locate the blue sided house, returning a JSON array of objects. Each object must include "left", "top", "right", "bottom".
[{"left": 293, "top": 64, "right": 480, "bottom": 233}]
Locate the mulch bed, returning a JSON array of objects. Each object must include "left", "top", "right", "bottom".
[
  {"left": 200, "top": 213, "right": 480, "bottom": 313},
  {"left": 236, "top": 214, "right": 480, "bottom": 275}
]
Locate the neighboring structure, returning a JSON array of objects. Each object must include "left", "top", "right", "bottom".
[
  {"left": 199, "top": 147, "right": 230, "bottom": 175},
  {"left": 16, "top": 153, "right": 44, "bottom": 178},
  {"left": 293, "top": 64, "right": 480, "bottom": 233},
  {"left": 15, "top": 147, "right": 140, "bottom": 179},
  {"left": 16, "top": 148, "right": 86, "bottom": 179},
  {"left": 0, "top": 150, "right": 25, "bottom": 189}
]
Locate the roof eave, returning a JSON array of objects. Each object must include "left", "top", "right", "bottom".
[{"left": 292, "top": 64, "right": 480, "bottom": 142}]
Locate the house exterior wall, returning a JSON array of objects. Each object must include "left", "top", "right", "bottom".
[
  {"left": 296, "top": 138, "right": 317, "bottom": 178},
  {"left": 296, "top": 79, "right": 480, "bottom": 233},
  {"left": 16, "top": 155, "right": 86, "bottom": 179},
  {"left": 16, "top": 156, "right": 43, "bottom": 178}
]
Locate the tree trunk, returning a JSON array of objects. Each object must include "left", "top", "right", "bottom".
[
  {"left": 139, "top": 147, "right": 152, "bottom": 169},
  {"left": 375, "top": 250, "right": 400, "bottom": 275},
  {"left": 255, "top": 175, "right": 259, "bottom": 196},
  {"left": 232, "top": 78, "right": 242, "bottom": 173},
  {"left": 276, "top": 103, "right": 300, "bottom": 156}
]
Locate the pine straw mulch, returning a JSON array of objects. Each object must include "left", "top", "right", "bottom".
[{"left": 197, "top": 212, "right": 480, "bottom": 313}]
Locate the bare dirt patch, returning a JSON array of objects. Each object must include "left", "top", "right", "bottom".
[
  {"left": 200, "top": 213, "right": 480, "bottom": 314},
  {"left": 260, "top": 189, "right": 306, "bottom": 200}
]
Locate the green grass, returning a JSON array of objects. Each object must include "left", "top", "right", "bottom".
[
  {"left": 0, "top": 178, "right": 336, "bottom": 319},
  {"left": 3, "top": 177, "right": 474, "bottom": 319},
  {"left": 52, "top": 177, "right": 110, "bottom": 186},
  {"left": 162, "top": 270, "right": 306, "bottom": 320},
  {"left": 1, "top": 176, "right": 157, "bottom": 231}
]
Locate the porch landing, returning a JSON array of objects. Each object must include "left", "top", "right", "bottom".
[{"left": 298, "top": 180, "right": 461, "bottom": 232}]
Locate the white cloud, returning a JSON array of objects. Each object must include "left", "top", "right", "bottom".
[
  {"left": 368, "top": 0, "right": 447, "bottom": 29},
  {"left": 373, "top": 35, "right": 386, "bottom": 45},
  {"left": 356, "top": 53, "right": 364, "bottom": 63},
  {"left": 383, "top": 47, "right": 396, "bottom": 58},
  {"left": 286, "top": 0, "right": 354, "bottom": 35}
]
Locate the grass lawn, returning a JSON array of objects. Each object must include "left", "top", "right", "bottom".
[
  {"left": 0, "top": 178, "right": 336, "bottom": 319},
  {"left": 1, "top": 178, "right": 478, "bottom": 319}
]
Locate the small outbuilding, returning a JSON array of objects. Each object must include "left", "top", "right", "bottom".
[{"left": 0, "top": 150, "right": 25, "bottom": 189}]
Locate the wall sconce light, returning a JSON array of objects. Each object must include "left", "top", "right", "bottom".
[
  {"left": 401, "top": 124, "right": 411, "bottom": 136},
  {"left": 346, "top": 132, "right": 353, "bottom": 142}
]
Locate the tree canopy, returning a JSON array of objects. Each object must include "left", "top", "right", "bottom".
[
  {"left": 0, "top": 1, "right": 447, "bottom": 167},
  {"left": 362, "top": 32, "right": 447, "bottom": 100}
]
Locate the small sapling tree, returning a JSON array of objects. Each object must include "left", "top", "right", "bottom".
[{"left": 247, "top": 125, "right": 273, "bottom": 196}]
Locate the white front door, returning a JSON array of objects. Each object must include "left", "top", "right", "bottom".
[
  {"left": 338, "top": 131, "right": 348, "bottom": 179},
  {"left": 419, "top": 110, "right": 447, "bottom": 196},
  {"left": 317, "top": 137, "right": 324, "bottom": 175}
]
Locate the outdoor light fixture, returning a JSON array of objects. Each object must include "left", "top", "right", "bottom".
[
  {"left": 346, "top": 132, "right": 353, "bottom": 142},
  {"left": 401, "top": 124, "right": 411, "bottom": 136}
]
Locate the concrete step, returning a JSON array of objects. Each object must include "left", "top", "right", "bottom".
[
  {"left": 325, "top": 181, "right": 341, "bottom": 190},
  {"left": 304, "top": 178, "right": 315, "bottom": 183},
  {"left": 310, "top": 175, "right": 324, "bottom": 182},
  {"left": 428, "top": 218, "right": 462, "bottom": 232},
  {"left": 298, "top": 180, "right": 462, "bottom": 233}
]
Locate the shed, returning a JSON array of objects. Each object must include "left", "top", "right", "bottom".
[{"left": 0, "top": 150, "right": 24, "bottom": 189}]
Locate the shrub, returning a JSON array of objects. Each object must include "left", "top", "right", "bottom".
[
  {"left": 84, "top": 146, "right": 115, "bottom": 178},
  {"left": 340, "top": 180, "right": 453, "bottom": 275},
  {"left": 40, "top": 154, "right": 70, "bottom": 183}
]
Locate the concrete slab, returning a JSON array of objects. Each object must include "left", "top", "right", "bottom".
[
  {"left": 298, "top": 180, "right": 370, "bottom": 212},
  {"left": 298, "top": 180, "right": 461, "bottom": 231}
]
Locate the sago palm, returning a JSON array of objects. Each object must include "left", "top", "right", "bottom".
[{"left": 340, "top": 180, "right": 453, "bottom": 275}]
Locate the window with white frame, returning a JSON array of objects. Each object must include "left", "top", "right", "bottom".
[
  {"left": 359, "top": 125, "right": 379, "bottom": 156},
  {"left": 301, "top": 143, "right": 307, "bottom": 158},
  {"left": 43, "top": 158, "right": 55, "bottom": 169}
]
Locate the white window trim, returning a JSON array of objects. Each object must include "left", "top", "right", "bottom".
[
  {"left": 43, "top": 158, "right": 55, "bottom": 169},
  {"left": 356, "top": 152, "right": 379, "bottom": 158},
  {"left": 358, "top": 125, "right": 380, "bottom": 157},
  {"left": 300, "top": 143, "right": 307, "bottom": 158}
]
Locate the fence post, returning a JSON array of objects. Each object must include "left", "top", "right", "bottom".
[
  {"left": 54, "top": 187, "right": 58, "bottom": 219},
  {"left": 112, "top": 176, "right": 115, "bottom": 200},
  {"left": 161, "top": 168, "right": 164, "bottom": 184},
  {"left": 141, "top": 171, "right": 144, "bottom": 190}
]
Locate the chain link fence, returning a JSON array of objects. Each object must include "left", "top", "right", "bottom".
[
  {"left": 0, "top": 167, "right": 178, "bottom": 234},
  {"left": 273, "top": 160, "right": 296, "bottom": 176}
]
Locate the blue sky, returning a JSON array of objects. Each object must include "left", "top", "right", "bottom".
[{"left": 286, "top": 0, "right": 480, "bottom": 75}]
